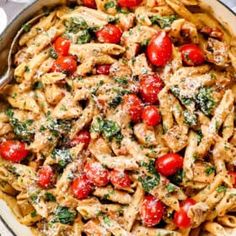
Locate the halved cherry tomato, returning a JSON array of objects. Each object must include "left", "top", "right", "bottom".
[
  {"left": 96, "top": 64, "right": 111, "bottom": 75},
  {"left": 118, "top": 0, "right": 142, "bottom": 8},
  {"left": 155, "top": 153, "right": 183, "bottom": 176},
  {"left": 174, "top": 198, "right": 196, "bottom": 229},
  {"left": 140, "top": 195, "right": 165, "bottom": 227},
  {"left": 54, "top": 37, "right": 71, "bottom": 56},
  {"left": 71, "top": 174, "right": 93, "bottom": 199},
  {"left": 0, "top": 140, "right": 29, "bottom": 163},
  {"left": 85, "top": 162, "right": 109, "bottom": 187},
  {"left": 229, "top": 171, "right": 236, "bottom": 188},
  {"left": 82, "top": 0, "right": 96, "bottom": 8},
  {"left": 123, "top": 94, "right": 143, "bottom": 123},
  {"left": 70, "top": 130, "right": 90, "bottom": 148},
  {"left": 142, "top": 105, "right": 161, "bottom": 126},
  {"left": 110, "top": 170, "right": 131, "bottom": 189},
  {"left": 147, "top": 31, "right": 173, "bottom": 67},
  {"left": 180, "top": 44, "right": 205, "bottom": 66},
  {"left": 139, "top": 74, "right": 163, "bottom": 104},
  {"left": 51, "top": 56, "right": 77, "bottom": 75},
  {"left": 37, "top": 166, "right": 54, "bottom": 188},
  {"left": 96, "top": 24, "right": 122, "bottom": 44}
]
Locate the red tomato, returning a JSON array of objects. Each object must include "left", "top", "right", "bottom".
[
  {"left": 51, "top": 56, "right": 77, "bottom": 75},
  {"left": 155, "top": 153, "right": 183, "bottom": 176},
  {"left": 70, "top": 130, "right": 90, "bottom": 148},
  {"left": 82, "top": 0, "right": 96, "bottom": 8},
  {"left": 118, "top": 0, "right": 142, "bottom": 8},
  {"left": 85, "top": 162, "right": 109, "bottom": 187},
  {"left": 110, "top": 170, "right": 131, "bottom": 189},
  {"left": 54, "top": 37, "right": 71, "bottom": 56},
  {"left": 139, "top": 74, "right": 163, "bottom": 104},
  {"left": 123, "top": 94, "right": 143, "bottom": 122},
  {"left": 180, "top": 44, "right": 205, "bottom": 66},
  {"left": 71, "top": 174, "right": 93, "bottom": 199},
  {"left": 37, "top": 166, "right": 54, "bottom": 188},
  {"left": 0, "top": 140, "right": 29, "bottom": 163},
  {"left": 174, "top": 198, "right": 196, "bottom": 229},
  {"left": 140, "top": 195, "right": 165, "bottom": 227},
  {"left": 96, "top": 64, "right": 111, "bottom": 75},
  {"left": 229, "top": 171, "right": 236, "bottom": 188},
  {"left": 174, "top": 209, "right": 191, "bottom": 229},
  {"left": 147, "top": 31, "right": 173, "bottom": 67},
  {"left": 96, "top": 24, "right": 122, "bottom": 44},
  {"left": 142, "top": 105, "right": 161, "bottom": 126}
]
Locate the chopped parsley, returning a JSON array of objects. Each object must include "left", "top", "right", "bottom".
[
  {"left": 151, "top": 15, "right": 177, "bottom": 28},
  {"left": 52, "top": 149, "right": 72, "bottom": 168},
  {"left": 205, "top": 166, "right": 216, "bottom": 176},
  {"left": 45, "top": 118, "right": 72, "bottom": 137},
  {"left": 183, "top": 110, "right": 197, "bottom": 127},
  {"left": 45, "top": 192, "right": 56, "bottom": 202},
  {"left": 103, "top": 215, "right": 111, "bottom": 225},
  {"left": 6, "top": 109, "right": 34, "bottom": 142},
  {"left": 22, "top": 23, "right": 31, "bottom": 32},
  {"left": 31, "top": 211, "right": 37, "bottom": 217},
  {"left": 52, "top": 206, "right": 76, "bottom": 225},
  {"left": 216, "top": 185, "right": 227, "bottom": 193},
  {"left": 65, "top": 17, "right": 89, "bottom": 34},
  {"left": 196, "top": 87, "right": 215, "bottom": 116},
  {"left": 104, "top": 1, "right": 116, "bottom": 10},
  {"left": 169, "top": 170, "right": 184, "bottom": 185},
  {"left": 24, "top": 65, "right": 30, "bottom": 72},
  {"left": 166, "top": 183, "right": 176, "bottom": 193}
]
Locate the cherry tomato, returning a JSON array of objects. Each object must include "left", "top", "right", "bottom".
[
  {"left": 85, "top": 162, "right": 109, "bottom": 187},
  {"left": 37, "top": 166, "right": 54, "bottom": 188},
  {"left": 180, "top": 44, "right": 205, "bottom": 66},
  {"left": 71, "top": 174, "right": 93, "bottom": 199},
  {"left": 229, "top": 171, "right": 236, "bottom": 188},
  {"left": 70, "top": 130, "right": 90, "bottom": 148},
  {"left": 147, "top": 31, "right": 173, "bottom": 67},
  {"left": 53, "top": 37, "right": 71, "bottom": 56},
  {"left": 174, "top": 199, "right": 196, "bottom": 229},
  {"left": 110, "top": 170, "right": 131, "bottom": 189},
  {"left": 96, "top": 24, "right": 122, "bottom": 44},
  {"left": 82, "top": 0, "right": 96, "bottom": 8},
  {"left": 0, "top": 140, "right": 29, "bottom": 163},
  {"left": 140, "top": 195, "right": 165, "bottom": 227},
  {"left": 142, "top": 105, "right": 161, "bottom": 126},
  {"left": 174, "top": 209, "right": 191, "bottom": 229},
  {"left": 123, "top": 94, "right": 143, "bottom": 123},
  {"left": 96, "top": 64, "right": 111, "bottom": 75},
  {"left": 51, "top": 56, "right": 77, "bottom": 75},
  {"left": 118, "top": 0, "right": 142, "bottom": 8},
  {"left": 155, "top": 153, "right": 183, "bottom": 176},
  {"left": 139, "top": 74, "right": 163, "bottom": 104}
]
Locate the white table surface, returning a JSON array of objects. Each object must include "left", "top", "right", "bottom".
[{"left": 0, "top": 0, "right": 235, "bottom": 235}]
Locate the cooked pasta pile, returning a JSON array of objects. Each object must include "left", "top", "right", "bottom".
[{"left": 0, "top": 0, "right": 236, "bottom": 235}]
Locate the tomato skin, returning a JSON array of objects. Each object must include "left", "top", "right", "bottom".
[
  {"left": 82, "top": 0, "right": 96, "bottom": 8},
  {"left": 174, "top": 198, "right": 196, "bottom": 229},
  {"left": 142, "top": 105, "right": 161, "bottom": 126},
  {"left": 110, "top": 170, "right": 131, "bottom": 189},
  {"left": 147, "top": 31, "right": 173, "bottom": 67},
  {"left": 118, "top": 0, "right": 142, "bottom": 8},
  {"left": 70, "top": 130, "right": 91, "bottom": 148},
  {"left": 96, "top": 64, "right": 111, "bottom": 75},
  {"left": 155, "top": 153, "right": 183, "bottom": 176},
  {"left": 0, "top": 140, "right": 29, "bottom": 163},
  {"left": 229, "top": 171, "right": 236, "bottom": 188},
  {"left": 139, "top": 74, "right": 163, "bottom": 104},
  {"left": 180, "top": 44, "right": 205, "bottom": 66},
  {"left": 37, "top": 166, "right": 54, "bottom": 188},
  {"left": 123, "top": 94, "right": 143, "bottom": 123},
  {"left": 51, "top": 56, "right": 77, "bottom": 75},
  {"left": 174, "top": 209, "right": 191, "bottom": 229},
  {"left": 140, "top": 195, "right": 165, "bottom": 227},
  {"left": 85, "top": 162, "right": 109, "bottom": 187},
  {"left": 71, "top": 175, "right": 93, "bottom": 199},
  {"left": 54, "top": 37, "right": 71, "bottom": 56},
  {"left": 96, "top": 24, "right": 122, "bottom": 44}
]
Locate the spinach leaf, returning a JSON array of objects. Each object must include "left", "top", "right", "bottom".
[
  {"left": 52, "top": 206, "right": 76, "bottom": 225},
  {"left": 170, "top": 86, "right": 193, "bottom": 106},
  {"left": 151, "top": 15, "right": 177, "bottom": 28},
  {"left": 183, "top": 110, "right": 197, "bottom": 127},
  {"left": 77, "top": 30, "right": 91, "bottom": 44},
  {"left": 52, "top": 149, "right": 72, "bottom": 168},
  {"left": 65, "top": 17, "right": 88, "bottom": 33}
]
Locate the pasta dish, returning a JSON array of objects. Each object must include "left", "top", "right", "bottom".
[{"left": 0, "top": 0, "right": 236, "bottom": 235}]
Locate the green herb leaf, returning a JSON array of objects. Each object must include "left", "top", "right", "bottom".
[
  {"left": 77, "top": 30, "right": 91, "bottom": 44},
  {"left": 22, "top": 23, "right": 31, "bottom": 32},
  {"left": 104, "top": 1, "right": 116, "bottom": 10},
  {"left": 52, "top": 206, "right": 76, "bottom": 225},
  {"left": 216, "top": 185, "right": 227, "bottom": 193},
  {"left": 166, "top": 183, "right": 176, "bottom": 193},
  {"left": 151, "top": 15, "right": 177, "bottom": 28},
  {"left": 65, "top": 17, "right": 89, "bottom": 34},
  {"left": 183, "top": 110, "right": 197, "bottom": 127},
  {"left": 138, "top": 175, "right": 160, "bottom": 192},
  {"left": 45, "top": 192, "right": 56, "bottom": 202},
  {"left": 49, "top": 48, "right": 58, "bottom": 59},
  {"left": 170, "top": 86, "right": 193, "bottom": 106},
  {"left": 52, "top": 149, "right": 72, "bottom": 168}
]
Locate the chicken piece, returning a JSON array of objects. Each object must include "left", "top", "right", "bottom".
[
  {"left": 205, "top": 38, "right": 230, "bottom": 67},
  {"left": 192, "top": 162, "right": 215, "bottom": 184},
  {"left": 134, "top": 123, "right": 157, "bottom": 146},
  {"left": 200, "top": 26, "right": 224, "bottom": 40},
  {"left": 83, "top": 220, "right": 111, "bottom": 236},
  {"left": 117, "top": 13, "right": 135, "bottom": 31},
  {"left": 162, "top": 125, "right": 188, "bottom": 152},
  {"left": 44, "top": 84, "right": 65, "bottom": 105},
  {"left": 110, "top": 60, "right": 132, "bottom": 79}
]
